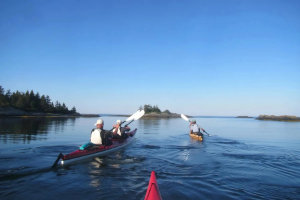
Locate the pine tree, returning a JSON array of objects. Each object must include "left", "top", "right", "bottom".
[
  {"left": 0, "top": 86, "right": 8, "bottom": 106},
  {"left": 71, "top": 106, "right": 77, "bottom": 113}
]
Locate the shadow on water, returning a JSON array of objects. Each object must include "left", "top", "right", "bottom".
[
  {"left": 141, "top": 144, "right": 161, "bottom": 149},
  {"left": 0, "top": 144, "right": 77, "bottom": 182},
  {"left": 0, "top": 166, "right": 54, "bottom": 182},
  {"left": 0, "top": 117, "right": 76, "bottom": 143}
]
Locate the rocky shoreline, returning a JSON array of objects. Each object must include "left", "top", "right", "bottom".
[
  {"left": 256, "top": 115, "right": 300, "bottom": 121},
  {"left": 142, "top": 112, "right": 180, "bottom": 118},
  {"left": 0, "top": 106, "right": 99, "bottom": 118}
]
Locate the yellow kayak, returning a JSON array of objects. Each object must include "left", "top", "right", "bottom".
[{"left": 189, "top": 133, "right": 203, "bottom": 141}]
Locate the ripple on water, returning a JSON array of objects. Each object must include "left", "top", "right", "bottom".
[{"left": 141, "top": 144, "right": 161, "bottom": 149}]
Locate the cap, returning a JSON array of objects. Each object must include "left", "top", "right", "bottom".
[{"left": 94, "top": 119, "right": 103, "bottom": 126}]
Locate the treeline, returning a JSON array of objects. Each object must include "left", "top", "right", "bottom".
[
  {"left": 0, "top": 86, "right": 77, "bottom": 114},
  {"left": 141, "top": 104, "right": 171, "bottom": 114}
]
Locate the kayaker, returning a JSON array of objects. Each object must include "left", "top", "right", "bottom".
[
  {"left": 190, "top": 120, "right": 204, "bottom": 137},
  {"left": 91, "top": 119, "right": 112, "bottom": 146},
  {"left": 112, "top": 120, "right": 131, "bottom": 139}
]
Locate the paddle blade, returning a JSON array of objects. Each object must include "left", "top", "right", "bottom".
[
  {"left": 181, "top": 114, "right": 190, "bottom": 122},
  {"left": 126, "top": 109, "right": 145, "bottom": 121},
  {"left": 133, "top": 110, "right": 145, "bottom": 120},
  {"left": 126, "top": 110, "right": 141, "bottom": 121}
]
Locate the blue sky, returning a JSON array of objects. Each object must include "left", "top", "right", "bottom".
[{"left": 1, "top": 0, "right": 300, "bottom": 116}]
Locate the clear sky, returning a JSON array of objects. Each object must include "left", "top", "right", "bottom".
[{"left": 1, "top": 0, "right": 300, "bottom": 116}]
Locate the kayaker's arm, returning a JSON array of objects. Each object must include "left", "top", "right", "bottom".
[
  {"left": 112, "top": 124, "right": 120, "bottom": 134},
  {"left": 202, "top": 128, "right": 210, "bottom": 136}
]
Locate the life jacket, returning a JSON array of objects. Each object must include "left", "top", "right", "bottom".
[
  {"left": 190, "top": 124, "right": 200, "bottom": 133},
  {"left": 90, "top": 128, "right": 102, "bottom": 144}
]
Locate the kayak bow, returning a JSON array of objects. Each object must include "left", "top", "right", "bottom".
[{"left": 144, "top": 171, "right": 162, "bottom": 200}]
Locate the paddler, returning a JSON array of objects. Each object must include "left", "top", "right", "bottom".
[
  {"left": 112, "top": 120, "right": 131, "bottom": 139},
  {"left": 190, "top": 120, "right": 205, "bottom": 137},
  {"left": 91, "top": 119, "right": 112, "bottom": 146}
]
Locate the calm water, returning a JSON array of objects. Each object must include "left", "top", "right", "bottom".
[{"left": 0, "top": 117, "right": 300, "bottom": 200}]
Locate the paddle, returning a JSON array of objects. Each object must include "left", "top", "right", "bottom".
[
  {"left": 181, "top": 114, "right": 210, "bottom": 136},
  {"left": 109, "top": 109, "right": 145, "bottom": 131},
  {"left": 124, "top": 109, "right": 145, "bottom": 126}
]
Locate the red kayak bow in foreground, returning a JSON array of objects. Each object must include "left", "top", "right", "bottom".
[{"left": 144, "top": 171, "right": 162, "bottom": 200}]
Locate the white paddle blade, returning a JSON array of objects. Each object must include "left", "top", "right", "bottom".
[
  {"left": 133, "top": 110, "right": 145, "bottom": 120},
  {"left": 126, "top": 109, "right": 145, "bottom": 122},
  {"left": 126, "top": 110, "right": 141, "bottom": 121},
  {"left": 181, "top": 114, "right": 190, "bottom": 122}
]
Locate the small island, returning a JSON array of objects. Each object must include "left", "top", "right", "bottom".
[
  {"left": 236, "top": 116, "right": 253, "bottom": 118},
  {"left": 256, "top": 115, "right": 300, "bottom": 122},
  {"left": 141, "top": 104, "right": 180, "bottom": 118},
  {"left": 0, "top": 86, "right": 98, "bottom": 117}
]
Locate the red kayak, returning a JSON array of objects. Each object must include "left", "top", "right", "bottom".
[
  {"left": 144, "top": 171, "right": 162, "bottom": 200},
  {"left": 56, "top": 129, "right": 137, "bottom": 166}
]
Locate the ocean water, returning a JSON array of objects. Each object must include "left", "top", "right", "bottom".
[{"left": 0, "top": 116, "right": 299, "bottom": 199}]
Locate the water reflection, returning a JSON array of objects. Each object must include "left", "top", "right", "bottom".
[
  {"left": 138, "top": 118, "right": 174, "bottom": 135},
  {"left": 138, "top": 119, "right": 161, "bottom": 131},
  {"left": 0, "top": 117, "right": 76, "bottom": 144}
]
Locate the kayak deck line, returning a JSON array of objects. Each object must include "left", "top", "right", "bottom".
[
  {"left": 144, "top": 171, "right": 162, "bottom": 200},
  {"left": 58, "top": 128, "right": 137, "bottom": 166},
  {"left": 189, "top": 133, "right": 203, "bottom": 141}
]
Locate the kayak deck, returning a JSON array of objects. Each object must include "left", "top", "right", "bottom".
[
  {"left": 189, "top": 133, "right": 203, "bottom": 141},
  {"left": 60, "top": 129, "right": 137, "bottom": 166},
  {"left": 144, "top": 171, "right": 162, "bottom": 200}
]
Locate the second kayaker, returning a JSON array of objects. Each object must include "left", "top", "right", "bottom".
[
  {"left": 112, "top": 120, "right": 131, "bottom": 139},
  {"left": 91, "top": 119, "right": 112, "bottom": 146},
  {"left": 190, "top": 120, "right": 205, "bottom": 137}
]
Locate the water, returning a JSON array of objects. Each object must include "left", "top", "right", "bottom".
[{"left": 0, "top": 117, "right": 300, "bottom": 199}]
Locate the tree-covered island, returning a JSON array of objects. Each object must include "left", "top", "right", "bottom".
[
  {"left": 140, "top": 104, "right": 180, "bottom": 118},
  {"left": 0, "top": 86, "right": 97, "bottom": 117}
]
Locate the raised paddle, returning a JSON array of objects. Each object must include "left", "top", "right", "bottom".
[
  {"left": 181, "top": 114, "right": 210, "bottom": 136},
  {"left": 124, "top": 109, "right": 145, "bottom": 126},
  {"left": 109, "top": 109, "right": 145, "bottom": 131}
]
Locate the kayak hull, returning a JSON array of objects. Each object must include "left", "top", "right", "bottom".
[
  {"left": 189, "top": 133, "right": 203, "bottom": 141},
  {"left": 60, "top": 129, "right": 137, "bottom": 166},
  {"left": 144, "top": 171, "right": 162, "bottom": 200}
]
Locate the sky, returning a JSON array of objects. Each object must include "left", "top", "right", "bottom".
[{"left": 1, "top": 0, "right": 300, "bottom": 116}]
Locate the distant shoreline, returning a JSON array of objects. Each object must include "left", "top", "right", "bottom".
[
  {"left": 0, "top": 106, "right": 99, "bottom": 118},
  {"left": 0, "top": 113, "right": 100, "bottom": 118},
  {"left": 256, "top": 115, "right": 300, "bottom": 122},
  {"left": 100, "top": 114, "right": 130, "bottom": 117},
  {"left": 142, "top": 112, "right": 180, "bottom": 118},
  {"left": 3, "top": 107, "right": 298, "bottom": 122}
]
